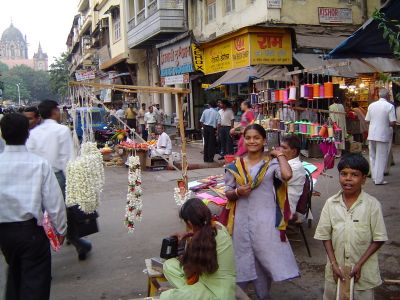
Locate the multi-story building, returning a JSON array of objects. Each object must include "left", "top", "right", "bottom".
[{"left": 186, "top": 0, "right": 383, "bottom": 127}]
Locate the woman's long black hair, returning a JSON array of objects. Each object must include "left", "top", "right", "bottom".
[{"left": 179, "top": 198, "right": 218, "bottom": 276}]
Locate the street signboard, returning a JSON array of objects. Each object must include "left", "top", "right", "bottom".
[
  {"left": 159, "top": 37, "right": 194, "bottom": 77},
  {"left": 267, "top": 0, "right": 282, "bottom": 9},
  {"left": 318, "top": 7, "right": 353, "bottom": 24},
  {"left": 161, "top": 74, "right": 190, "bottom": 86}
]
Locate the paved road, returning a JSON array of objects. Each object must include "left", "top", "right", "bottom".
[{"left": 1, "top": 147, "right": 399, "bottom": 299}]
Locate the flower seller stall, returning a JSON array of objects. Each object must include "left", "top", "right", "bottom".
[{"left": 68, "top": 81, "right": 191, "bottom": 232}]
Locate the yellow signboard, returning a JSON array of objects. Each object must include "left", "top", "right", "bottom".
[
  {"left": 249, "top": 30, "right": 292, "bottom": 65},
  {"left": 198, "top": 28, "right": 292, "bottom": 75}
]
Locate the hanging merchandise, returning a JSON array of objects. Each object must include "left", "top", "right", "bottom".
[
  {"left": 327, "top": 126, "right": 334, "bottom": 138},
  {"left": 319, "top": 125, "right": 329, "bottom": 138},
  {"left": 313, "top": 83, "right": 320, "bottom": 99},
  {"left": 288, "top": 86, "right": 296, "bottom": 101},
  {"left": 319, "top": 84, "right": 325, "bottom": 98},
  {"left": 66, "top": 142, "right": 105, "bottom": 213},
  {"left": 125, "top": 156, "right": 143, "bottom": 232},
  {"left": 274, "top": 89, "right": 281, "bottom": 101},
  {"left": 324, "top": 81, "right": 334, "bottom": 98},
  {"left": 282, "top": 89, "right": 289, "bottom": 104},
  {"left": 305, "top": 84, "right": 314, "bottom": 99},
  {"left": 300, "top": 84, "right": 305, "bottom": 98}
]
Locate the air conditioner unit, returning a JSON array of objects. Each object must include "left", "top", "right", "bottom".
[{"left": 100, "top": 18, "right": 109, "bottom": 28}]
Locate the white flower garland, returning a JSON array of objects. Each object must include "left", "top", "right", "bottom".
[
  {"left": 125, "top": 156, "right": 143, "bottom": 233},
  {"left": 174, "top": 188, "right": 193, "bottom": 206},
  {"left": 66, "top": 142, "right": 105, "bottom": 213}
]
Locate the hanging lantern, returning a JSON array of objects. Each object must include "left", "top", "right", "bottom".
[
  {"left": 313, "top": 83, "right": 320, "bottom": 99},
  {"left": 300, "top": 85, "right": 305, "bottom": 98},
  {"left": 324, "top": 82, "right": 334, "bottom": 98},
  {"left": 288, "top": 86, "right": 297, "bottom": 101}
]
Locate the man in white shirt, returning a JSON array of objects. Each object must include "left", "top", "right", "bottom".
[
  {"left": 144, "top": 105, "right": 157, "bottom": 138},
  {"left": 27, "top": 100, "right": 92, "bottom": 260},
  {"left": 0, "top": 113, "right": 67, "bottom": 300},
  {"left": 116, "top": 105, "right": 125, "bottom": 127},
  {"left": 138, "top": 103, "right": 148, "bottom": 140},
  {"left": 218, "top": 99, "right": 235, "bottom": 159},
  {"left": 365, "top": 88, "right": 396, "bottom": 185},
  {"left": 280, "top": 134, "right": 306, "bottom": 219},
  {"left": 151, "top": 124, "right": 172, "bottom": 157}
]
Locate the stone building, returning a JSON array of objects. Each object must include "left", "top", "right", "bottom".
[{"left": 0, "top": 23, "right": 48, "bottom": 71}]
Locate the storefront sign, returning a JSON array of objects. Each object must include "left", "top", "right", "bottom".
[
  {"left": 201, "top": 28, "right": 292, "bottom": 74},
  {"left": 249, "top": 30, "right": 292, "bottom": 65},
  {"left": 161, "top": 74, "right": 190, "bottom": 86},
  {"left": 159, "top": 37, "right": 194, "bottom": 77},
  {"left": 75, "top": 69, "right": 96, "bottom": 81},
  {"left": 267, "top": 0, "right": 282, "bottom": 9},
  {"left": 191, "top": 44, "right": 205, "bottom": 73},
  {"left": 318, "top": 7, "right": 353, "bottom": 24}
]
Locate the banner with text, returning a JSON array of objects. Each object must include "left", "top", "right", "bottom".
[
  {"left": 199, "top": 28, "right": 292, "bottom": 75},
  {"left": 159, "top": 37, "right": 194, "bottom": 77}
]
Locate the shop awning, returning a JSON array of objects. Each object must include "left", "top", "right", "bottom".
[
  {"left": 294, "top": 53, "right": 400, "bottom": 77},
  {"left": 328, "top": 0, "right": 400, "bottom": 58},
  {"left": 206, "top": 65, "right": 276, "bottom": 89}
]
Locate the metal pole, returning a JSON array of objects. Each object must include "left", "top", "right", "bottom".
[{"left": 16, "top": 83, "right": 21, "bottom": 106}]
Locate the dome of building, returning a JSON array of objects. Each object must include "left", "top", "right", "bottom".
[{"left": 1, "top": 23, "right": 25, "bottom": 43}]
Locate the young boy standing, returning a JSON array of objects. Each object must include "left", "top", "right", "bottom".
[{"left": 314, "top": 154, "right": 388, "bottom": 300}]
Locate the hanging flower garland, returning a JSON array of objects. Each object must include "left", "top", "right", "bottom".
[
  {"left": 173, "top": 188, "right": 193, "bottom": 206},
  {"left": 66, "top": 142, "right": 105, "bottom": 213},
  {"left": 125, "top": 155, "right": 143, "bottom": 233}
]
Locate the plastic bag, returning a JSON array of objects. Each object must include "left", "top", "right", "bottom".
[{"left": 43, "top": 212, "right": 61, "bottom": 252}]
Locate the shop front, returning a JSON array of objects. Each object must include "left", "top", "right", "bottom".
[{"left": 190, "top": 26, "right": 293, "bottom": 127}]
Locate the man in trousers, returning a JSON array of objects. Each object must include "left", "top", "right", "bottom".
[
  {"left": 200, "top": 101, "right": 220, "bottom": 163},
  {"left": 365, "top": 88, "right": 396, "bottom": 185},
  {"left": 0, "top": 113, "right": 67, "bottom": 300}
]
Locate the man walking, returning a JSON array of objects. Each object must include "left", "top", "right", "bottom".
[
  {"left": 23, "top": 106, "right": 41, "bottom": 129},
  {"left": 365, "top": 88, "right": 396, "bottom": 185},
  {"left": 218, "top": 99, "right": 235, "bottom": 159},
  {"left": 138, "top": 103, "right": 147, "bottom": 140},
  {"left": 200, "top": 101, "right": 220, "bottom": 163},
  {"left": 145, "top": 105, "right": 157, "bottom": 139},
  {"left": 27, "top": 100, "right": 92, "bottom": 260},
  {"left": 125, "top": 103, "right": 137, "bottom": 130},
  {"left": 0, "top": 113, "right": 67, "bottom": 300}
]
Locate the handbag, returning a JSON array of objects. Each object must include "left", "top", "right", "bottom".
[{"left": 67, "top": 205, "right": 99, "bottom": 238}]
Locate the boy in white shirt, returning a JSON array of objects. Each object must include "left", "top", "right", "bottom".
[{"left": 315, "top": 154, "right": 387, "bottom": 300}]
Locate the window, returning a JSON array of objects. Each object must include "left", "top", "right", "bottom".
[
  {"left": 112, "top": 8, "right": 121, "bottom": 42},
  {"left": 207, "top": 0, "right": 216, "bottom": 23},
  {"left": 113, "top": 19, "right": 121, "bottom": 42},
  {"left": 225, "top": 0, "right": 235, "bottom": 13}
]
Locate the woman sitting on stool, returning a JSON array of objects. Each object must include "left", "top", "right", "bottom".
[{"left": 160, "top": 198, "right": 236, "bottom": 300}]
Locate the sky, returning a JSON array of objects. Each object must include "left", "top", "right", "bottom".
[{"left": 0, "top": 0, "right": 77, "bottom": 65}]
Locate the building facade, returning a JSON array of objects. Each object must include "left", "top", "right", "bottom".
[
  {"left": 0, "top": 23, "right": 48, "bottom": 71},
  {"left": 66, "top": 0, "right": 385, "bottom": 128}
]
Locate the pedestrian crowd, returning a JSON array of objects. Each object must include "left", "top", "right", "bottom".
[{"left": 0, "top": 87, "right": 395, "bottom": 300}]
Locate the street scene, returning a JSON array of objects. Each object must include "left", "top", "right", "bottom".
[{"left": 0, "top": 0, "right": 400, "bottom": 300}]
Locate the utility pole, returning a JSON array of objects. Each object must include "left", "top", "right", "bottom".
[{"left": 15, "top": 83, "right": 21, "bottom": 106}]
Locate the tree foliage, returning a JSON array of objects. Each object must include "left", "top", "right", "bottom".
[
  {"left": 49, "top": 52, "right": 70, "bottom": 102},
  {"left": 373, "top": 10, "right": 400, "bottom": 59},
  {"left": 0, "top": 63, "right": 55, "bottom": 104}
]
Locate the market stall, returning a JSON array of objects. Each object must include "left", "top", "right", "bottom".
[{"left": 68, "top": 81, "right": 191, "bottom": 232}]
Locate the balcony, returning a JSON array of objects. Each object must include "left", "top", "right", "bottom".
[
  {"left": 127, "top": 0, "right": 186, "bottom": 48},
  {"left": 79, "top": 12, "right": 92, "bottom": 36}
]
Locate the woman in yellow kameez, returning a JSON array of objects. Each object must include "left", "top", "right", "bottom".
[{"left": 160, "top": 198, "right": 236, "bottom": 300}]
